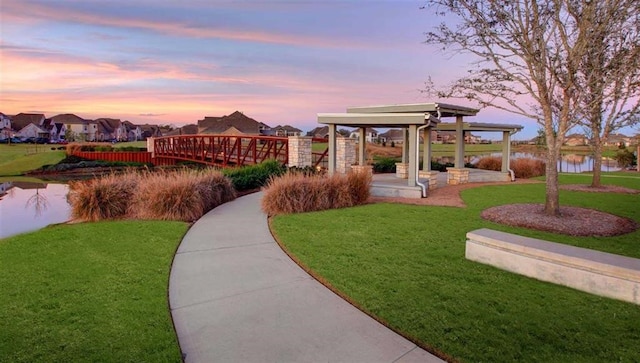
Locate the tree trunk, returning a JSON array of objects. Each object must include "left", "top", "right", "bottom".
[
  {"left": 544, "top": 142, "right": 561, "bottom": 216},
  {"left": 591, "top": 133, "right": 602, "bottom": 188}
]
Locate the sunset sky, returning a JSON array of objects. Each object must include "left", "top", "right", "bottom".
[{"left": 2, "top": 0, "right": 549, "bottom": 139}]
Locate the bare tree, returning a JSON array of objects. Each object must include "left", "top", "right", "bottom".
[
  {"left": 574, "top": 0, "right": 640, "bottom": 187},
  {"left": 423, "top": 0, "right": 602, "bottom": 216}
]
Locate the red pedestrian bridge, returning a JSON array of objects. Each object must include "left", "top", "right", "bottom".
[{"left": 71, "top": 135, "right": 328, "bottom": 168}]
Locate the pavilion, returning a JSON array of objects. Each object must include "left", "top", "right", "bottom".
[{"left": 318, "top": 102, "right": 523, "bottom": 198}]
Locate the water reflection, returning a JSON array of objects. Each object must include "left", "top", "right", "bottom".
[
  {"left": 0, "top": 182, "right": 71, "bottom": 239},
  {"left": 465, "top": 152, "right": 620, "bottom": 173}
]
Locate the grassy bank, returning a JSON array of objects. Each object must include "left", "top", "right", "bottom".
[
  {"left": 0, "top": 144, "right": 66, "bottom": 176},
  {"left": 271, "top": 174, "right": 640, "bottom": 362},
  {"left": 0, "top": 221, "right": 188, "bottom": 362}
]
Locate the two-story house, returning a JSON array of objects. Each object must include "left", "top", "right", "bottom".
[
  {"left": 0, "top": 113, "right": 12, "bottom": 140},
  {"left": 50, "top": 113, "right": 97, "bottom": 141}
]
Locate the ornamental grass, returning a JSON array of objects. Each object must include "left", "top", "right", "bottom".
[
  {"left": 68, "top": 171, "right": 139, "bottom": 221},
  {"left": 68, "top": 168, "right": 235, "bottom": 222},
  {"left": 475, "top": 156, "right": 545, "bottom": 178},
  {"left": 261, "top": 171, "right": 371, "bottom": 215}
]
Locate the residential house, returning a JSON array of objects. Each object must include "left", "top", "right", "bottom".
[
  {"left": 564, "top": 133, "right": 588, "bottom": 146},
  {"left": 604, "top": 133, "right": 632, "bottom": 147},
  {"left": 307, "top": 126, "right": 329, "bottom": 139},
  {"left": 198, "top": 111, "right": 271, "bottom": 136},
  {"left": 95, "top": 118, "right": 127, "bottom": 141},
  {"left": 139, "top": 124, "right": 163, "bottom": 139},
  {"left": 40, "top": 119, "right": 66, "bottom": 142},
  {"left": 349, "top": 128, "right": 379, "bottom": 143},
  {"left": 51, "top": 113, "right": 97, "bottom": 141},
  {"left": 11, "top": 113, "right": 46, "bottom": 140},
  {"left": 379, "top": 129, "right": 404, "bottom": 144},
  {"left": 122, "top": 121, "right": 142, "bottom": 141},
  {"left": 16, "top": 122, "right": 49, "bottom": 139},
  {"left": 272, "top": 125, "right": 303, "bottom": 137},
  {"left": 164, "top": 124, "right": 198, "bottom": 136},
  {"left": 0, "top": 113, "right": 12, "bottom": 140}
]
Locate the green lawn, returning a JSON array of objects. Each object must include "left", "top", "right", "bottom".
[
  {"left": 0, "top": 144, "right": 66, "bottom": 176},
  {"left": 0, "top": 221, "right": 188, "bottom": 362},
  {"left": 271, "top": 174, "right": 640, "bottom": 362}
]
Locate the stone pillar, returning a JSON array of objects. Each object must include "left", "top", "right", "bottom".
[
  {"left": 351, "top": 164, "right": 373, "bottom": 175},
  {"left": 447, "top": 168, "right": 470, "bottom": 185},
  {"left": 395, "top": 162, "right": 409, "bottom": 179},
  {"left": 287, "top": 136, "right": 312, "bottom": 168},
  {"left": 419, "top": 170, "right": 439, "bottom": 189},
  {"left": 336, "top": 137, "right": 356, "bottom": 174},
  {"left": 147, "top": 137, "right": 155, "bottom": 157}
]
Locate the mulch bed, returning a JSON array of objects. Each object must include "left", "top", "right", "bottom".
[{"left": 481, "top": 203, "right": 638, "bottom": 236}]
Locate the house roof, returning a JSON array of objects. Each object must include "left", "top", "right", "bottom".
[
  {"left": 50, "top": 113, "right": 87, "bottom": 125},
  {"left": 198, "top": 111, "right": 270, "bottom": 134},
  {"left": 273, "top": 125, "right": 303, "bottom": 133},
  {"left": 379, "top": 129, "right": 404, "bottom": 138},
  {"left": 11, "top": 113, "right": 45, "bottom": 130},
  {"left": 165, "top": 124, "right": 198, "bottom": 136},
  {"left": 95, "top": 118, "right": 122, "bottom": 134},
  {"left": 307, "top": 126, "right": 329, "bottom": 137}
]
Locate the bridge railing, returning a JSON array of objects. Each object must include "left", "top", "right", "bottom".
[{"left": 153, "top": 134, "right": 289, "bottom": 167}]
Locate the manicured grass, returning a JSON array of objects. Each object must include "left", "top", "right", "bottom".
[
  {"left": 0, "top": 144, "right": 66, "bottom": 176},
  {"left": 534, "top": 171, "right": 640, "bottom": 189},
  {"left": 0, "top": 221, "right": 188, "bottom": 362},
  {"left": 271, "top": 177, "right": 640, "bottom": 362}
]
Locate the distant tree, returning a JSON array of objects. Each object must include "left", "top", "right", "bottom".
[
  {"left": 424, "top": 0, "right": 613, "bottom": 216},
  {"left": 572, "top": 0, "right": 640, "bottom": 187},
  {"left": 65, "top": 129, "right": 76, "bottom": 142}
]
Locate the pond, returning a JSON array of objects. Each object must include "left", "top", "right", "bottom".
[
  {"left": 0, "top": 181, "right": 71, "bottom": 239},
  {"left": 463, "top": 152, "right": 620, "bottom": 173}
]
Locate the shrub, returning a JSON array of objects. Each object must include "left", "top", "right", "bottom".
[
  {"left": 223, "top": 159, "right": 287, "bottom": 191},
  {"left": 474, "top": 156, "right": 545, "bottom": 178},
  {"left": 68, "top": 171, "right": 139, "bottom": 221},
  {"left": 614, "top": 148, "right": 636, "bottom": 168},
  {"left": 261, "top": 171, "right": 372, "bottom": 215},
  {"left": 372, "top": 157, "right": 397, "bottom": 173}
]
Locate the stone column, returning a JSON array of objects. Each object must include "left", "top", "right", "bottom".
[
  {"left": 287, "top": 136, "right": 312, "bottom": 168},
  {"left": 419, "top": 170, "right": 439, "bottom": 189},
  {"left": 447, "top": 168, "right": 470, "bottom": 185},
  {"left": 336, "top": 137, "right": 356, "bottom": 174},
  {"left": 147, "top": 137, "right": 155, "bottom": 157},
  {"left": 395, "top": 162, "right": 409, "bottom": 179}
]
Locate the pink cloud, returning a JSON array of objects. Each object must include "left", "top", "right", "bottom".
[{"left": 2, "top": 0, "right": 353, "bottom": 48}]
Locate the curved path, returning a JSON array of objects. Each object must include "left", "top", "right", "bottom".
[{"left": 169, "top": 192, "right": 443, "bottom": 363}]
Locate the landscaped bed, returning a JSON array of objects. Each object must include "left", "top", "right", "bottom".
[{"left": 270, "top": 174, "right": 640, "bottom": 362}]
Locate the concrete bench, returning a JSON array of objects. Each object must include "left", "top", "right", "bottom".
[{"left": 466, "top": 228, "right": 640, "bottom": 305}]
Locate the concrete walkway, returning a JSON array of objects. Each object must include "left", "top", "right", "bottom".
[{"left": 169, "top": 192, "right": 444, "bottom": 363}]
